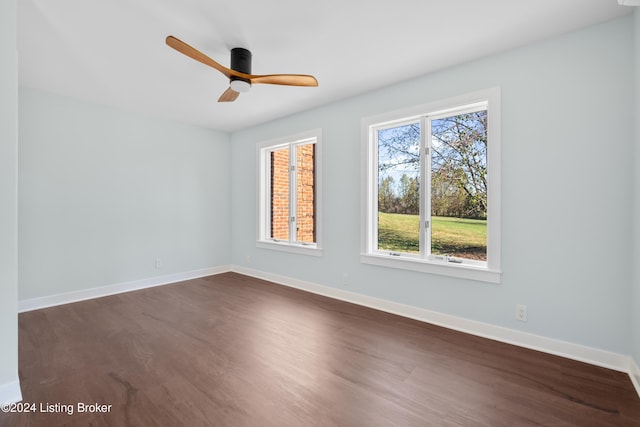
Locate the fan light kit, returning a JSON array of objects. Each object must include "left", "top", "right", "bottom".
[
  {"left": 230, "top": 80, "right": 251, "bottom": 93},
  {"left": 166, "top": 36, "right": 318, "bottom": 102}
]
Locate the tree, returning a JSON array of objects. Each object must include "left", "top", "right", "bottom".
[
  {"left": 398, "top": 174, "right": 419, "bottom": 214},
  {"left": 378, "top": 176, "right": 396, "bottom": 213},
  {"left": 378, "top": 124, "right": 419, "bottom": 215},
  {"left": 431, "top": 165, "right": 467, "bottom": 217},
  {"left": 431, "top": 111, "right": 487, "bottom": 218},
  {"left": 378, "top": 123, "right": 420, "bottom": 176}
]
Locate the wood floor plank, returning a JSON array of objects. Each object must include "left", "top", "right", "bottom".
[{"left": 1, "top": 272, "right": 639, "bottom": 426}]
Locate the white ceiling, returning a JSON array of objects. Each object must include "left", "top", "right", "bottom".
[{"left": 18, "top": 0, "right": 632, "bottom": 132}]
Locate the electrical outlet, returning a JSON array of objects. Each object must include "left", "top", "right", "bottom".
[
  {"left": 155, "top": 258, "right": 162, "bottom": 269},
  {"left": 516, "top": 304, "right": 528, "bottom": 322},
  {"left": 246, "top": 255, "right": 251, "bottom": 263},
  {"left": 342, "top": 273, "right": 349, "bottom": 285}
]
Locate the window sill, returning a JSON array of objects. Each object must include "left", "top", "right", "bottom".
[
  {"left": 256, "top": 240, "right": 323, "bottom": 257},
  {"left": 360, "top": 253, "right": 501, "bottom": 284}
]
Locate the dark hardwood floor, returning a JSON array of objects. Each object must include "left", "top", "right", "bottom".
[{"left": 2, "top": 272, "right": 639, "bottom": 426}]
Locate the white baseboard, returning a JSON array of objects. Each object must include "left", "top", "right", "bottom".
[
  {"left": 0, "top": 378, "right": 22, "bottom": 405},
  {"left": 18, "top": 265, "right": 231, "bottom": 312},
  {"left": 630, "top": 357, "right": 640, "bottom": 399},
  {"left": 231, "top": 265, "right": 632, "bottom": 375}
]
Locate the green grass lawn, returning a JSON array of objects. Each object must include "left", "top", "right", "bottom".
[{"left": 377, "top": 212, "right": 487, "bottom": 260}]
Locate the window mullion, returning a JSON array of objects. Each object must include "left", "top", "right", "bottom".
[
  {"left": 422, "top": 116, "right": 432, "bottom": 259},
  {"left": 289, "top": 144, "right": 297, "bottom": 243}
]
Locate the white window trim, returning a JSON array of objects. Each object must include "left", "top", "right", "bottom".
[
  {"left": 257, "top": 129, "right": 323, "bottom": 256},
  {"left": 361, "top": 88, "right": 501, "bottom": 283}
]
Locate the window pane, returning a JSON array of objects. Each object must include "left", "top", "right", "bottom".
[
  {"left": 270, "top": 148, "right": 289, "bottom": 240},
  {"left": 430, "top": 110, "right": 487, "bottom": 261},
  {"left": 296, "top": 143, "right": 315, "bottom": 243},
  {"left": 377, "top": 123, "right": 420, "bottom": 253}
]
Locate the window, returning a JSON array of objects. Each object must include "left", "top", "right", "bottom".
[
  {"left": 257, "top": 129, "right": 322, "bottom": 255},
  {"left": 361, "top": 88, "right": 501, "bottom": 282}
]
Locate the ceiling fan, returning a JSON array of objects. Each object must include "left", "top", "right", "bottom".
[{"left": 166, "top": 36, "right": 318, "bottom": 102}]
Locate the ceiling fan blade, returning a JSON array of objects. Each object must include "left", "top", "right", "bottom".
[
  {"left": 166, "top": 35, "right": 232, "bottom": 79},
  {"left": 218, "top": 87, "right": 240, "bottom": 102},
  {"left": 249, "top": 74, "right": 318, "bottom": 87}
]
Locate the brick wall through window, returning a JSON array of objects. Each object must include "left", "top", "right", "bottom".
[
  {"left": 270, "top": 144, "right": 315, "bottom": 242},
  {"left": 296, "top": 144, "right": 315, "bottom": 243},
  {"left": 270, "top": 148, "right": 289, "bottom": 240}
]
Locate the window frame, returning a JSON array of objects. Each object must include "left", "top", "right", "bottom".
[
  {"left": 361, "top": 88, "right": 501, "bottom": 283},
  {"left": 257, "top": 129, "right": 323, "bottom": 256}
]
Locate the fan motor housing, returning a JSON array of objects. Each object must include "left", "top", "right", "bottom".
[{"left": 230, "top": 48, "right": 252, "bottom": 85}]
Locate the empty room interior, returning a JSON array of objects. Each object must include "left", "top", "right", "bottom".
[{"left": 2, "top": 0, "right": 640, "bottom": 425}]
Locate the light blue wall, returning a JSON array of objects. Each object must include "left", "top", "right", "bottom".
[
  {"left": 633, "top": 8, "right": 640, "bottom": 368},
  {"left": 0, "top": 0, "right": 19, "bottom": 392},
  {"left": 231, "top": 17, "right": 635, "bottom": 354},
  {"left": 18, "top": 88, "right": 232, "bottom": 300}
]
